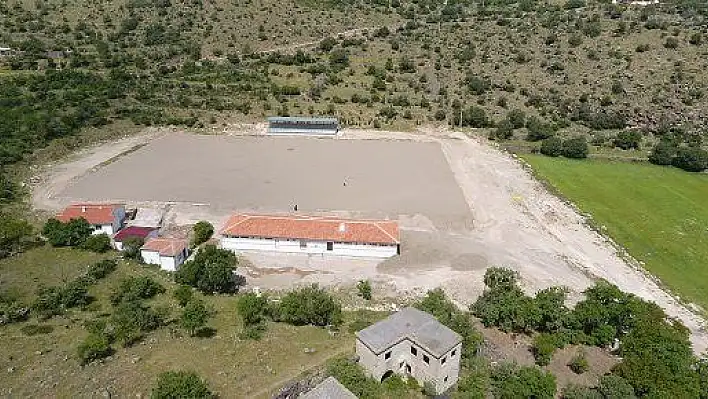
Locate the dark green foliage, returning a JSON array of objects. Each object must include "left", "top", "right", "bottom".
[
  {"left": 180, "top": 299, "right": 210, "bottom": 336},
  {"left": 87, "top": 259, "right": 118, "bottom": 280},
  {"left": 110, "top": 300, "right": 164, "bottom": 347},
  {"left": 507, "top": 109, "right": 526, "bottom": 129},
  {"left": 526, "top": 117, "right": 556, "bottom": 141},
  {"left": 175, "top": 245, "right": 243, "bottom": 294},
  {"left": 111, "top": 276, "right": 165, "bottom": 305},
  {"left": 275, "top": 284, "right": 342, "bottom": 327},
  {"left": 80, "top": 233, "right": 112, "bottom": 253},
  {"left": 0, "top": 172, "right": 19, "bottom": 203},
  {"left": 151, "top": 371, "right": 213, "bottom": 399},
  {"left": 0, "top": 215, "right": 35, "bottom": 259},
  {"left": 471, "top": 268, "right": 540, "bottom": 333},
  {"left": 237, "top": 293, "right": 269, "bottom": 327},
  {"left": 492, "top": 118, "right": 514, "bottom": 140},
  {"left": 534, "top": 286, "right": 570, "bottom": 333},
  {"left": 33, "top": 280, "right": 91, "bottom": 318},
  {"left": 77, "top": 333, "right": 113, "bottom": 365},
  {"left": 0, "top": 292, "right": 30, "bottom": 324},
  {"left": 540, "top": 137, "right": 563, "bottom": 157},
  {"left": 326, "top": 357, "right": 382, "bottom": 398},
  {"left": 696, "top": 359, "right": 708, "bottom": 399},
  {"left": 672, "top": 146, "right": 708, "bottom": 172},
  {"left": 648, "top": 142, "right": 677, "bottom": 166},
  {"left": 568, "top": 351, "right": 589, "bottom": 374},
  {"left": 357, "top": 280, "right": 372, "bottom": 300},
  {"left": 613, "top": 131, "right": 642, "bottom": 150},
  {"left": 562, "top": 137, "right": 589, "bottom": 159},
  {"left": 174, "top": 285, "right": 194, "bottom": 307},
  {"left": 192, "top": 221, "right": 214, "bottom": 246},
  {"left": 561, "top": 385, "right": 602, "bottom": 399},
  {"left": 490, "top": 363, "right": 557, "bottom": 399},
  {"left": 452, "top": 105, "right": 490, "bottom": 128},
  {"left": 123, "top": 236, "right": 145, "bottom": 261},
  {"left": 565, "top": 0, "right": 586, "bottom": 9},
  {"left": 466, "top": 75, "right": 491, "bottom": 95},
  {"left": 455, "top": 357, "right": 490, "bottom": 398},
  {"left": 20, "top": 324, "right": 54, "bottom": 336},
  {"left": 42, "top": 218, "right": 94, "bottom": 247},
  {"left": 597, "top": 375, "right": 636, "bottom": 398},
  {"left": 532, "top": 333, "right": 558, "bottom": 366},
  {"left": 416, "top": 288, "right": 483, "bottom": 358}
]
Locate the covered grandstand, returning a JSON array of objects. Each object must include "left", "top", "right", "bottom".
[{"left": 267, "top": 116, "right": 339, "bottom": 136}]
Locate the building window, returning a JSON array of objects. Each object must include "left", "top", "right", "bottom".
[
  {"left": 327, "top": 242, "right": 333, "bottom": 251},
  {"left": 451, "top": 349, "right": 456, "bottom": 357},
  {"left": 441, "top": 356, "right": 446, "bottom": 365},
  {"left": 410, "top": 346, "right": 417, "bottom": 356},
  {"left": 444, "top": 376, "right": 448, "bottom": 383},
  {"left": 385, "top": 351, "right": 391, "bottom": 360},
  {"left": 423, "top": 355, "right": 430, "bottom": 365},
  {"left": 300, "top": 240, "right": 307, "bottom": 249}
]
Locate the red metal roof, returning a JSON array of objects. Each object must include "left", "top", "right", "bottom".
[
  {"left": 220, "top": 214, "right": 400, "bottom": 245},
  {"left": 141, "top": 238, "right": 188, "bottom": 257},
  {"left": 114, "top": 226, "right": 156, "bottom": 242},
  {"left": 56, "top": 204, "right": 123, "bottom": 225}
]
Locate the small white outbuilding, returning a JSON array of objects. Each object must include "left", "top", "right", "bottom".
[{"left": 140, "top": 238, "right": 189, "bottom": 272}]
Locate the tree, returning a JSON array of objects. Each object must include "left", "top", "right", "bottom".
[
  {"left": 648, "top": 142, "right": 677, "bottom": 166},
  {"left": 110, "top": 300, "right": 163, "bottom": 347},
  {"left": 597, "top": 375, "right": 636, "bottom": 398},
  {"left": 176, "top": 245, "right": 242, "bottom": 294},
  {"left": 276, "top": 284, "right": 342, "bottom": 327},
  {"left": 0, "top": 215, "right": 34, "bottom": 259},
  {"left": 568, "top": 351, "right": 589, "bottom": 374},
  {"left": 532, "top": 333, "right": 558, "bottom": 366},
  {"left": 80, "top": 233, "right": 111, "bottom": 253},
  {"left": 540, "top": 137, "right": 563, "bottom": 157},
  {"left": 562, "top": 137, "right": 589, "bottom": 159},
  {"left": 526, "top": 117, "right": 555, "bottom": 141},
  {"left": 111, "top": 276, "right": 165, "bottom": 305},
  {"left": 492, "top": 119, "right": 514, "bottom": 140},
  {"left": 42, "top": 218, "right": 93, "bottom": 247},
  {"left": 151, "top": 371, "right": 212, "bottom": 399},
  {"left": 192, "top": 221, "right": 214, "bottom": 246},
  {"left": 123, "top": 236, "right": 144, "bottom": 261},
  {"left": 561, "top": 385, "right": 602, "bottom": 399},
  {"left": 77, "top": 333, "right": 113, "bottom": 365},
  {"left": 613, "top": 130, "right": 642, "bottom": 150},
  {"left": 357, "top": 280, "right": 372, "bottom": 300},
  {"left": 0, "top": 172, "right": 19, "bottom": 203},
  {"left": 490, "top": 363, "right": 556, "bottom": 399},
  {"left": 534, "top": 286, "right": 569, "bottom": 333},
  {"left": 181, "top": 299, "right": 209, "bottom": 336},
  {"left": 672, "top": 147, "right": 708, "bottom": 172},
  {"left": 174, "top": 285, "right": 193, "bottom": 307}
]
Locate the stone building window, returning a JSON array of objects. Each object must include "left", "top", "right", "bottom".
[
  {"left": 385, "top": 351, "right": 391, "bottom": 360},
  {"left": 451, "top": 349, "right": 456, "bottom": 357},
  {"left": 441, "top": 356, "right": 446, "bottom": 365},
  {"left": 410, "top": 346, "right": 417, "bottom": 356},
  {"left": 423, "top": 354, "right": 430, "bottom": 364}
]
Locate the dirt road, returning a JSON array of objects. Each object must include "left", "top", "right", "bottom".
[{"left": 32, "top": 126, "right": 708, "bottom": 354}]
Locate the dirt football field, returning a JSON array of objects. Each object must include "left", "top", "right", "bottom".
[{"left": 59, "top": 133, "right": 470, "bottom": 227}]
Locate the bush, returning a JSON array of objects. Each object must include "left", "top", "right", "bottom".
[
  {"left": 326, "top": 357, "right": 382, "bottom": 398},
  {"left": 276, "top": 284, "right": 342, "bottom": 327},
  {"left": 597, "top": 375, "right": 636, "bottom": 398},
  {"left": 569, "top": 351, "right": 589, "bottom": 374},
  {"left": 540, "top": 137, "right": 563, "bottom": 157},
  {"left": 42, "top": 218, "right": 94, "bottom": 247},
  {"left": 176, "top": 245, "right": 243, "bottom": 294},
  {"left": 648, "top": 142, "right": 677, "bottom": 166},
  {"left": 507, "top": 109, "right": 526, "bottom": 129},
  {"left": 357, "top": 280, "right": 372, "bottom": 300},
  {"left": 20, "top": 324, "right": 54, "bottom": 336},
  {"left": 110, "top": 300, "right": 164, "bottom": 346},
  {"left": 80, "top": 233, "right": 111, "bottom": 253},
  {"left": 151, "top": 371, "right": 213, "bottom": 399},
  {"left": 87, "top": 259, "right": 118, "bottom": 280},
  {"left": 123, "top": 236, "right": 144, "bottom": 261},
  {"left": 532, "top": 333, "right": 558, "bottom": 366},
  {"left": 613, "top": 131, "right": 642, "bottom": 150},
  {"left": 0, "top": 216, "right": 35, "bottom": 259},
  {"left": 111, "top": 276, "right": 165, "bottom": 305},
  {"left": 664, "top": 37, "right": 679, "bottom": 49},
  {"left": 672, "top": 147, "right": 708, "bottom": 172},
  {"left": 174, "top": 285, "right": 193, "bottom": 307},
  {"left": 526, "top": 117, "right": 555, "bottom": 141},
  {"left": 180, "top": 299, "right": 210, "bottom": 336},
  {"left": 490, "top": 363, "right": 556, "bottom": 399},
  {"left": 492, "top": 119, "right": 514, "bottom": 140},
  {"left": 561, "top": 385, "right": 602, "bottom": 399},
  {"left": 192, "top": 221, "right": 214, "bottom": 246},
  {"left": 562, "top": 137, "right": 589, "bottom": 159},
  {"left": 77, "top": 333, "right": 113, "bottom": 365}
]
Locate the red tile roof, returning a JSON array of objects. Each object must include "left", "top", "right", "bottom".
[
  {"left": 114, "top": 226, "right": 156, "bottom": 242},
  {"left": 220, "top": 214, "right": 400, "bottom": 245},
  {"left": 56, "top": 204, "right": 123, "bottom": 225},
  {"left": 141, "top": 238, "right": 188, "bottom": 257}
]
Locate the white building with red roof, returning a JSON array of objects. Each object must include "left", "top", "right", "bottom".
[
  {"left": 140, "top": 238, "right": 190, "bottom": 271},
  {"left": 56, "top": 203, "right": 126, "bottom": 236},
  {"left": 220, "top": 214, "right": 400, "bottom": 258},
  {"left": 113, "top": 226, "right": 158, "bottom": 251}
]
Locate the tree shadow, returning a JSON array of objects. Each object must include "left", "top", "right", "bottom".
[{"left": 195, "top": 327, "right": 216, "bottom": 338}]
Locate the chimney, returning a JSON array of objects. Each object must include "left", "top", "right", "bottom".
[{"left": 338, "top": 223, "right": 346, "bottom": 233}]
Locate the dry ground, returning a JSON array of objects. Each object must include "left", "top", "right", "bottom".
[{"left": 30, "top": 125, "right": 708, "bottom": 355}]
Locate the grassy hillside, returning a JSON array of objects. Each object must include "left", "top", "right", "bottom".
[{"left": 523, "top": 154, "right": 708, "bottom": 311}]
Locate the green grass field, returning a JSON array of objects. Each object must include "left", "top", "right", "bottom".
[{"left": 522, "top": 155, "right": 708, "bottom": 312}]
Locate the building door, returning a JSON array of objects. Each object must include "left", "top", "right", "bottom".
[{"left": 326, "top": 242, "right": 333, "bottom": 251}]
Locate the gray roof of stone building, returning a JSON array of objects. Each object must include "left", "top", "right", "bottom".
[
  {"left": 300, "top": 377, "right": 357, "bottom": 399},
  {"left": 355, "top": 307, "right": 462, "bottom": 358}
]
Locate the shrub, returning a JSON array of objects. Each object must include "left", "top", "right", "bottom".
[
  {"left": 174, "top": 285, "right": 194, "bottom": 307},
  {"left": 532, "top": 333, "right": 558, "bottom": 366},
  {"left": 672, "top": 147, "right": 708, "bottom": 172},
  {"left": 77, "top": 333, "right": 113, "bottom": 365},
  {"left": 192, "top": 221, "right": 214, "bottom": 246},
  {"left": 181, "top": 299, "right": 210, "bottom": 336},
  {"left": 689, "top": 32, "right": 702, "bottom": 45},
  {"left": 0, "top": 216, "right": 35, "bottom": 259},
  {"left": 648, "top": 142, "right": 677, "bottom": 166},
  {"left": 565, "top": 0, "right": 586, "bottom": 9},
  {"left": 110, "top": 300, "right": 164, "bottom": 346},
  {"left": 492, "top": 119, "right": 514, "bottom": 140},
  {"left": 176, "top": 245, "right": 242, "bottom": 294},
  {"left": 20, "top": 324, "right": 54, "bottom": 336},
  {"left": 151, "top": 371, "right": 212, "bottom": 399},
  {"left": 123, "top": 236, "right": 144, "bottom": 261},
  {"left": 472, "top": 269, "right": 540, "bottom": 334},
  {"left": 490, "top": 363, "right": 556, "bottom": 399},
  {"left": 526, "top": 117, "right": 555, "bottom": 141},
  {"left": 613, "top": 130, "right": 642, "bottom": 150},
  {"left": 42, "top": 218, "right": 93, "bottom": 247},
  {"left": 111, "top": 276, "right": 165, "bottom": 304},
  {"left": 276, "top": 284, "right": 342, "bottom": 327},
  {"left": 80, "top": 233, "right": 111, "bottom": 253},
  {"left": 540, "top": 137, "right": 563, "bottom": 157},
  {"left": 466, "top": 75, "right": 491, "bottom": 95},
  {"left": 569, "top": 351, "right": 589, "bottom": 374},
  {"left": 507, "top": 109, "right": 526, "bottom": 129},
  {"left": 597, "top": 375, "right": 636, "bottom": 398},
  {"left": 561, "top": 385, "right": 602, "bottom": 399},
  {"left": 664, "top": 37, "right": 679, "bottom": 49},
  {"left": 87, "top": 259, "right": 118, "bottom": 280},
  {"left": 562, "top": 137, "right": 589, "bottom": 159},
  {"left": 356, "top": 280, "right": 372, "bottom": 300},
  {"left": 326, "top": 357, "right": 382, "bottom": 398}
]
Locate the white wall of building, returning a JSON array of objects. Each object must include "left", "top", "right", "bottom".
[
  {"left": 141, "top": 249, "right": 161, "bottom": 266},
  {"left": 93, "top": 224, "right": 115, "bottom": 236},
  {"left": 140, "top": 248, "right": 188, "bottom": 272},
  {"left": 221, "top": 236, "right": 397, "bottom": 258}
]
